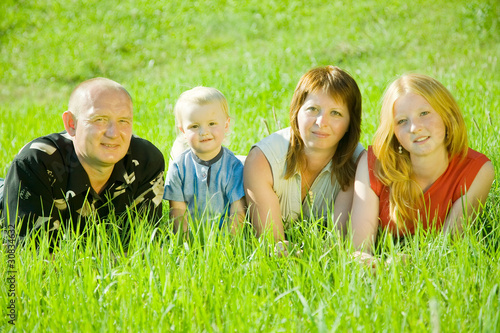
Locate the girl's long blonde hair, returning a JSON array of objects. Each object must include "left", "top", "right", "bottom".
[{"left": 373, "top": 74, "right": 468, "bottom": 226}]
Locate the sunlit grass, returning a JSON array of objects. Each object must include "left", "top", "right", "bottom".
[
  {"left": 1, "top": 0, "right": 499, "bottom": 331},
  {"left": 2, "top": 210, "right": 499, "bottom": 331}
]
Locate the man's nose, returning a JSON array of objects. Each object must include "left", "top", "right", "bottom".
[{"left": 105, "top": 121, "right": 119, "bottom": 137}]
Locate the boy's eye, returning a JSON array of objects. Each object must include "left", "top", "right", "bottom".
[
  {"left": 209, "top": 122, "right": 217, "bottom": 126},
  {"left": 190, "top": 124, "right": 199, "bottom": 129}
]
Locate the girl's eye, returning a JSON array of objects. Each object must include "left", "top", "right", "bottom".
[
  {"left": 397, "top": 119, "right": 407, "bottom": 125},
  {"left": 330, "top": 110, "right": 341, "bottom": 116},
  {"left": 306, "top": 106, "right": 318, "bottom": 113},
  {"left": 420, "top": 111, "right": 430, "bottom": 116}
]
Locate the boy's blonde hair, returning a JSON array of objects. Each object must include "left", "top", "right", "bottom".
[{"left": 174, "top": 86, "right": 229, "bottom": 128}]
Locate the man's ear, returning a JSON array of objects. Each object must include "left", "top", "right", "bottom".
[{"left": 62, "top": 111, "right": 77, "bottom": 136}]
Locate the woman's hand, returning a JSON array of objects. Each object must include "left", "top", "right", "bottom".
[{"left": 274, "top": 240, "right": 303, "bottom": 258}]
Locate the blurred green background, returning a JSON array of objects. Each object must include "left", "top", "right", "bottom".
[{"left": 1, "top": 0, "right": 498, "bottom": 174}]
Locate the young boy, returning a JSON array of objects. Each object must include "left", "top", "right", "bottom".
[{"left": 164, "top": 87, "right": 246, "bottom": 234}]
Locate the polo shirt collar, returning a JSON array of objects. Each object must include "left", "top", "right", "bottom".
[{"left": 191, "top": 147, "right": 224, "bottom": 167}]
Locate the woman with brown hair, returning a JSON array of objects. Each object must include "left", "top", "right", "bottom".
[{"left": 244, "top": 66, "right": 364, "bottom": 243}]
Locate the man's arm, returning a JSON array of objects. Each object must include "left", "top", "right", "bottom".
[
  {"left": 129, "top": 139, "right": 165, "bottom": 223},
  {"left": 3, "top": 153, "right": 63, "bottom": 244}
]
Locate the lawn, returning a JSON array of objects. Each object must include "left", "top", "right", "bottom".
[{"left": 1, "top": 0, "right": 499, "bottom": 331}]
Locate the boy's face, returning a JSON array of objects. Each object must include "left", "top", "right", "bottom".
[{"left": 179, "top": 101, "right": 230, "bottom": 161}]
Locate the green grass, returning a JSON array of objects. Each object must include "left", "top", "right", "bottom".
[{"left": 1, "top": 0, "right": 499, "bottom": 331}]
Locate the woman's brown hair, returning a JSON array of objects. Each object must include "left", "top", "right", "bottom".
[{"left": 285, "top": 66, "right": 362, "bottom": 191}]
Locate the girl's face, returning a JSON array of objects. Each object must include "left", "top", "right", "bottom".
[
  {"left": 297, "top": 91, "right": 350, "bottom": 156},
  {"left": 179, "top": 101, "right": 229, "bottom": 161},
  {"left": 393, "top": 92, "right": 447, "bottom": 159}
]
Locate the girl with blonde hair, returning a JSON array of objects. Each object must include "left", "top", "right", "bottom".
[{"left": 351, "top": 73, "right": 494, "bottom": 254}]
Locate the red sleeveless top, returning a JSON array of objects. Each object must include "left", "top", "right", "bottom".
[{"left": 367, "top": 147, "right": 490, "bottom": 236}]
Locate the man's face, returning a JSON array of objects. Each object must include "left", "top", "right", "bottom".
[{"left": 72, "top": 88, "right": 133, "bottom": 174}]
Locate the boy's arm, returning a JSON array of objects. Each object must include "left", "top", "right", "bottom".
[
  {"left": 164, "top": 155, "right": 188, "bottom": 234},
  {"left": 169, "top": 200, "right": 188, "bottom": 234},
  {"left": 228, "top": 197, "right": 246, "bottom": 235}
]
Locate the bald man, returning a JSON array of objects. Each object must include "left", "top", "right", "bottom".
[{"left": 1, "top": 78, "right": 165, "bottom": 248}]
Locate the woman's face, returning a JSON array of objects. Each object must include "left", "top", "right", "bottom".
[
  {"left": 393, "top": 92, "right": 447, "bottom": 159},
  {"left": 297, "top": 91, "right": 350, "bottom": 156}
]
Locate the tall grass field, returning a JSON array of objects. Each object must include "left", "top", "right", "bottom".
[{"left": 1, "top": 0, "right": 499, "bottom": 331}]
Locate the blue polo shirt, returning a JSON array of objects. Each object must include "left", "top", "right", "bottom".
[{"left": 164, "top": 146, "right": 245, "bottom": 226}]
